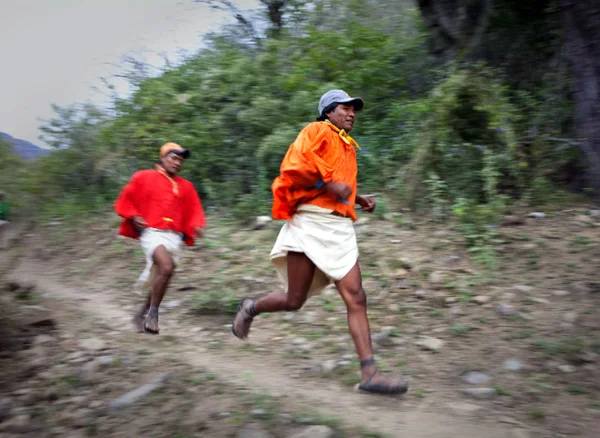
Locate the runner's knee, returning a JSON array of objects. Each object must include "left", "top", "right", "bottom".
[
  {"left": 346, "top": 286, "right": 367, "bottom": 310},
  {"left": 157, "top": 258, "right": 175, "bottom": 277},
  {"left": 286, "top": 296, "right": 306, "bottom": 311}
]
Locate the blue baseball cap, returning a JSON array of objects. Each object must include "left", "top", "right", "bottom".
[{"left": 318, "top": 89, "right": 364, "bottom": 116}]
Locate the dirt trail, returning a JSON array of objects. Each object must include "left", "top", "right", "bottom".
[{"left": 10, "top": 254, "right": 515, "bottom": 438}]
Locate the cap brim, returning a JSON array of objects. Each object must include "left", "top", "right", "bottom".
[
  {"left": 339, "top": 97, "right": 364, "bottom": 111},
  {"left": 170, "top": 149, "right": 190, "bottom": 159}
]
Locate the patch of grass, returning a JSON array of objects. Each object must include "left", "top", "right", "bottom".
[
  {"left": 361, "top": 430, "right": 390, "bottom": 438},
  {"left": 343, "top": 375, "right": 361, "bottom": 386},
  {"left": 588, "top": 401, "right": 600, "bottom": 409},
  {"left": 571, "top": 236, "right": 591, "bottom": 246},
  {"left": 529, "top": 373, "right": 553, "bottom": 393},
  {"left": 414, "top": 388, "right": 426, "bottom": 398},
  {"left": 428, "top": 310, "right": 442, "bottom": 317},
  {"left": 294, "top": 410, "right": 343, "bottom": 429},
  {"left": 458, "top": 288, "right": 473, "bottom": 303},
  {"left": 187, "top": 372, "right": 218, "bottom": 385},
  {"left": 494, "top": 385, "right": 512, "bottom": 396},
  {"left": 510, "top": 329, "right": 535, "bottom": 340},
  {"left": 394, "top": 360, "right": 407, "bottom": 367},
  {"left": 450, "top": 324, "right": 470, "bottom": 337},
  {"left": 195, "top": 291, "right": 239, "bottom": 315},
  {"left": 530, "top": 408, "right": 546, "bottom": 420},
  {"left": 568, "top": 385, "right": 587, "bottom": 395}
]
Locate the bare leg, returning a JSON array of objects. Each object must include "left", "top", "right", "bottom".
[
  {"left": 336, "top": 263, "right": 407, "bottom": 393},
  {"left": 144, "top": 245, "right": 175, "bottom": 333},
  {"left": 232, "top": 252, "right": 315, "bottom": 339}
]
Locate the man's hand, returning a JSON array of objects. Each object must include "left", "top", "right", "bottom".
[
  {"left": 324, "top": 182, "right": 352, "bottom": 200},
  {"left": 194, "top": 227, "right": 205, "bottom": 239},
  {"left": 132, "top": 216, "right": 147, "bottom": 231},
  {"left": 357, "top": 195, "right": 376, "bottom": 213}
]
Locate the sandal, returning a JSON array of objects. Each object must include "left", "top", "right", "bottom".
[
  {"left": 143, "top": 308, "right": 160, "bottom": 335},
  {"left": 358, "top": 358, "right": 409, "bottom": 395},
  {"left": 231, "top": 298, "right": 257, "bottom": 339}
]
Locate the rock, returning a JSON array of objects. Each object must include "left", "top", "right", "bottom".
[
  {"left": 97, "top": 356, "right": 116, "bottom": 367},
  {"left": 502, "top": 215, "right": 525, "bottom": 226},
  {"left": 460, "top": 388, "right": 496, "bottom": 400},
  {"left": 388, "top": 303, "right": 399, "bottom": 312},
  {"left": 511, "top": 429, "right": 531, "bottom": 438},
  {"left": 527, "top": 212, "right": 546, "bottom": 219},
  {"left": 373, "top": 332, "right": 395, "bottom": 347},
  {"left": 394, "top": 279, "right": 409, "bottom": 290},
  {"left": 443, "top": 255, "right": 462, "bottom": 264},
  {"left": 0, "top": 414, "right": 32, "bottom": 433},
  {"left": 163, "top": 300, "right": 182, "bottom": 309},
  {"left": 414, "top": 289, "right": 426, "bottom": 299},
  {"left": 394, "top": 268, "right": 408, "bottom": 278},
  {"left": 0, "top": 397, "right": 13, "bottom": 423},
  {"left": 445, "top": 297, "right": 458, "bottom": 306},
  {"left": 567, "top": 282, "right": 591, "bottom": 294},
  {"left": 292, "top": 338, "right": 308, "bottom": 346},
  {"left": 321, "top": 360, "right": 339, "bottom": 374},
  {"left": 23, "top": 306, "right": 55, "bottom": 327},
  {"left": 590, "top": 209, "right": 600, "bottom": 217},
  {"left": 238, "top": 424, "right": 275, "bottom": 438},
  {"left": 253, "top": 216, "right": 273, "bottom": 230},
  {"left": 79, "top": 338, "right": 106, "bottom": 352},
  {"left": 563, "top": 312, "right": 579, "bottom": 323},
  {"left": 574, "top": 214, "right": 593, "bottom": 225},
  {"left": 250, "top": 408, "right": 267, "bottom": 418},
  {"left": 473, "top": 295, "right": 490, "bottom": 305},
  {"left": 558, "top": 364, "right": 575, "bottom": 373},
  {"left": 462, "top": 372, "right": 491, "bottom": 385},
  {"left": 504, "top": 359, "right": 523, "bottom": 372},
  {"left": 450, "top": 306, "right": 463, "bottom": 316},
  {"left": 390, "top": 239, "right": 402, "bottom": 244},
  {"left": 289, "top": 425, "right": 335, "bottom": 438},
  {"left": 552, "top": 290, "right": 570, "bottom": 297},
  {"left": 447, "top": 401, "right": 483, "bottom": 415},
  {"left": 429, "top": 271, "right": 448, "bottom": 285},
  {"left": 496, "top": 303, "right": 516, "bottom": 317},
  {"left": 511, "top": 285, "right": 534, "bottom": 294},
  {"left": 416, "top": 337, "right": 444, "bottom": 352},
  {"left": 109, "top": 373, "right": 170, "bottom": 411},
  {"left": 33, "top": 334, "right": 56, "bottom": 345},
  {"left": 530, "top": 297, "right": 550, "bottom": 304},
  {"left": 79, "top": 360, "right": 102, "bottom": 383}
]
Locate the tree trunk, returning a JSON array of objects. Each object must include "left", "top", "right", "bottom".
[{"left": 561, "top": 0, "right": 600, "bottom": 195}]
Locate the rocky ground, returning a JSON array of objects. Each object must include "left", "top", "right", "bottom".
[{"left": 1, "top": 203, "right": 600, "bottom": 437}]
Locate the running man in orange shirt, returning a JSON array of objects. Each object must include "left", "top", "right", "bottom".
[{"left": 232, "top": 90, "right": 408, "bottom": 395}]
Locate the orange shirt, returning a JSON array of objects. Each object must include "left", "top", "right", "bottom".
[
  {"left": 114, "top": 169, "right": 206, "bottom": 246},
  {"left": 272, "top": 121, "right": 359, "bottom": 221}
]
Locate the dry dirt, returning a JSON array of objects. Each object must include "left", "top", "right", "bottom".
[{"left": 1, "top": 204, "right": 600, "bottom": 437}]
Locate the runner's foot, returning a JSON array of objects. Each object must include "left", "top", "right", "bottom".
[
  {"left": 232, "top": 298, "right": 257, "bottom": 339},
  {"left": 359, "top": 360, "right": 408, "bottom": 395},
  {"left": 143, "top": 308, "right": 160, "bottom": 334}
]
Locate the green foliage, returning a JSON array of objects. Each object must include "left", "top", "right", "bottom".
[{"left": 14, "top": 0, "right": 579, "bottom": 229}]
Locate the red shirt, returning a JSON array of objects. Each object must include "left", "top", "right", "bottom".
[{"left": 114, "top": 169, "right": 206, "bottom": 246}]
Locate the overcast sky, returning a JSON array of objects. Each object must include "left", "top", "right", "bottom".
[{"left": 0, "top": 0, "right": 259, "bottom": 147}]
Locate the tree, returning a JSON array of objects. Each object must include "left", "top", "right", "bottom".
[
  {"left": 560, "top": 0, "right": 600, "bottom": 195},
  {"left": 416, "top": 0, "right": 600, "bottom": 195}
]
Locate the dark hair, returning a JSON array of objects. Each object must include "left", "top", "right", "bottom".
[{"left": 315, "top": 102, "right": 339, "bottom": 121}]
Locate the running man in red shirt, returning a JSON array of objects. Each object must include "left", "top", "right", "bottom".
[{"left": 115, "top": 143, "right": 206, "bottom": 334}]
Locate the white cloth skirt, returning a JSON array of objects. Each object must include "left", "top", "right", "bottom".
[
  {"left": 270, "top": 204, "right": 358, "bottom": 297},
  {"left": 134, "top": 228, "right": 183, "bottom": 293}
]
